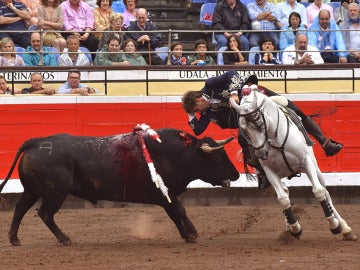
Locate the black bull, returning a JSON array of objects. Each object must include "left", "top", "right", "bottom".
[{"left": 0, "top": 128, "right": 239, "bottom": 245}]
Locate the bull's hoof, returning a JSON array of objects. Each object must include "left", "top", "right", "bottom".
[
  {"left": 10, "top": 238, "right": 21, "bottom": 246},
  {"left": 330, "top": 226, "right": 342, "bottom": 235},
  {"left": 58, "top": 235, "right": 72, "bottom": 246},
  {"left": 343, "top": 230, "right": 357, "bottom": 241},
  {"left": 185, "top": 234, "right": 198, "bottom": 243}
]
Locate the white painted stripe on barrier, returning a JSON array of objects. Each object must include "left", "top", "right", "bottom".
[
  {"left": 2, "top": 94, "right": 360, "bottom": 105},
  {"left": 1, "top": 173, "right": 360, "bottom": 193}
]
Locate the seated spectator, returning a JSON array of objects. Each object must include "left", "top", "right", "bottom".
[
  {"left": 277, "top": 0, "right": 307, "bottom": 28},
  {"left": 279, "top": 11, "right": 307, "bottom": 50},
  {"left": 340, "top": 2, "right": 360, "bottom": 63},
  {"left": 126, "top": 8, "right": 163, "bottom": 65},
  {"left": 164, "top": 42, "right": 189, "bottom": 65},
  {"left": 335, "top": 0, "right": 350, "bottom": 27},
  {"left": 254, "top": 35, "right": 282, "bottom": 64},
  {"left": 120, "top": 39, "right": 147, "bottom": 66},
  {"left": 61, "top": 0, "right": 99, "bottom": 61},
  {"left": 212, "top": 0, "right": 251, "bottom": 51},
  {"left": 282, "top": 33, "right": 324, "bottom": 64},
  {"left": 93, "top": 0, "right": 114, "bottom": 39},
  {"left": 18, "top": 0, "right": 40, "bottom": 29},
  {"left": 187, "top": 39, "right": 216, "bottom": 66},
  {"left": 223, "top": 34, "right": 249, "bottom": 65},
  {"left": 98, "top": 13, "right": 125, "bottom": 50},
  {"left": 306, "top": 0, "right": 334, "bottom": 27},
  {"left": 22, "top": 32, "right": 58, "bottom": 66},
  {"left": 0, "top": 0, "right": 31, "bottom": 49},
  {"left": 58, "top": 35, "right": 91, "bottom": 66},
  {"left": 58, "top": 70, "right": 98, "bottom": 95},
  {"left": 21, "top": 72, "right": 55, "bottom": 95},
  {"left": 94, "top": 36, "right": 129, "bottom": 65},
  {"left": 0, "top": 37, "right": 25, "bottom": 66},
  {"left": 308, "top": 10, "right": 348, "bottom": 63},
  {"left": 122, "top": 0, "right": 137, "bottom": 29},
  {"left": 37, "top": 0, "right": 66, "bottom": 52},
  {"left": 247, "top": 0, "right": 282, "bottom": 48},
  {"left": 0, "top": 74, "right": 20, "bottom": 94}
]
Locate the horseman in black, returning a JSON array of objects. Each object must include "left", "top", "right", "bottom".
[{"left": 182, "top": 70, "right": 343, "bottom": 189}]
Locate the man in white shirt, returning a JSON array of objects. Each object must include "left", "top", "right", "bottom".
[{"left": 282, "top": 33, "right": 324, "bottom": 64}]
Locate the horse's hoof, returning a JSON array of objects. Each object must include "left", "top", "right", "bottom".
[
  {"left": 10, "top": 239, "right": 21, "bottom": 246},
  {"left": 343, "top": 230, "right": 357, "bottom": 241},
  {"left": 290, "top": 229, "right": 302, "bottom": 240},
  {"left": 330, "top": 226, "right": 342, "bottom": 235}
]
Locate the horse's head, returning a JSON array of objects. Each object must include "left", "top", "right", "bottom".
[{"left": 230, "top": 86, "right": 269, "bottom": 160}]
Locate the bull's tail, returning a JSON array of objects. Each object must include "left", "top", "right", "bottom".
[{"left": 0, "top": 139, "right": 35, "bottom": 194}]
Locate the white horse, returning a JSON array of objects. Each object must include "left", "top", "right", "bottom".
[{"left": 230, "top": 86, "right": 357, "bottom": 241}]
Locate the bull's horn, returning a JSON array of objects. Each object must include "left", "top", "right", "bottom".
[
  {"left": 229, "top": 98, "right": 241, "bottom": 112},
  {"left": 201, "top": 143, "right": 224, "bottom": 153},
  {"left": 215, "top": 136, "right": 234, "bottom": 146}
]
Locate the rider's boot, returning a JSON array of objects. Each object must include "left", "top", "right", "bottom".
[{"left": 302, "top": 116, "right": 343, "bottom": 157}]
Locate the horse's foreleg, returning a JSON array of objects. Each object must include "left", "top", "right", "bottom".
[{"left": 264, "top": 169, "right": 302, "bottom": 238}]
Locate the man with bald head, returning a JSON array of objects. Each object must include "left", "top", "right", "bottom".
[
  {"left": 22, "top": 32, "right": 58, "bottom": 66},
  {"left": 308, "top": 9, "right": 348, "bottom": 63},
  {"left": 126, "top": 8, "right": 163, "bottom": 65},
  {"left": 282, "top": 33, "right": 324, "bottom": 64}
]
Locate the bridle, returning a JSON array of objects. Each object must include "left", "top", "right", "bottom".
[{"left": 240, "top": 91, "right": 296, "bottom": 175}]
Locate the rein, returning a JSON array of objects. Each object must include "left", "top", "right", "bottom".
[{"left": 242, "top": 94, "right": 296, "bottom": 175}]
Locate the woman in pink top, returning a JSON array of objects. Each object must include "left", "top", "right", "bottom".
[
  {"left": 306, "top": 0, "right": 334, "bottom": 27},
  {"left": 0, "top": 37, "right": 25, "bottom": 67},
  {"left": 122, "top": 0, "right": 137, "bottom": 29}
]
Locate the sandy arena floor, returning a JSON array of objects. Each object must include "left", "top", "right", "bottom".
[{"left": 0, "top": 203, "right": 359, "bottom": 270}]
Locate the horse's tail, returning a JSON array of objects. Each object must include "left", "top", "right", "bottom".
[{"left": 0, "top": 139, "right": 35, "bottom": 194}]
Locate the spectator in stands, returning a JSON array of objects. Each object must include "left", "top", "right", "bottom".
[
  {"left": 279, "top": 11, "right": 307, "bottom": 50},
  {"left": 340, "top": 2, "right": 360, "bottom": 62},
  {"left": 0, "top": 37, "right": 25, "bottom": 66},
  {"left": 254, "top": 34, "right": 282, "bottom": 64},
  {"left": 94, "top": 36, "right": 128, "bottom": 65},
  {"left": 98, "top": 13, "right": 125, "bottom": 50},
  {"left": 282, "top": 33, "right": 324, "bottom": 64},
  {"left": 37, "top": 0, "right": 66, "bottom": 52},
  {"left": 223, "top": 34, "right": 248, "bottom": 65},
  {"left": 93, "top": 0, "right": 114, "bottom": 39},
  {"left": 120, "top": 38, "right": 147, "bottom": 66},
  {"left": 306, "top": 0, "right": 334, "bottom": 27},
  {"left": 58, "top": 70, "right": 98, "bottom": 95},
  {"left": 58, "top": 35, "right": 91, "bottom": 66},
  {"left": 122, "top": 0, "right": 137, "bottom": 29},
  {"left": 212, "top": 0, "right": 251, "bottom": 51},
  {"left": 61, "top": 0, "right": 99, "bottom": 61},
  {"left": 277, "top": 0, "right": 307, "bottom": 28},
  {"left": 247, "top": 0, "right": 282, "bottom": 48},
  {"left": 22, "top": 32, "right": 58, "bottom": 66},
  {"left": 126, "top": 8, "right": 163, "bottom": 65},
  {"left": 21, "top": 72, "right": 55, "bottom": 95},
  {"left": 0, "top": 74, "right": 19, "bottom": 94},
  {"left": 308, "top": 10, "right": 348, "bottom": 63},
  {"left": 164, "top": 42, "right": 189, "bottom": 65},
  {"left": 0, "top": 0, "right": 31, "bottom": 49},
  {"left": 335, "top": 0, "right": 350, "bottom": 27},
  {"left": 188, "top": 39, "right": 216, "bottom": 66},
  {"left": 18, "top": 0, "right": 40, "bottom": 29}
]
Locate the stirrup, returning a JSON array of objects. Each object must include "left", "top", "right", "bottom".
[
  {"left": 322, "top": 138, "right": 343, "bottom": 157},
  {"left": 256, "top": 172, "right": 271, "bottom": 189}
]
